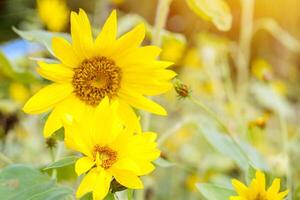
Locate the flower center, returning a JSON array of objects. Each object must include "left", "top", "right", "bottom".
[
  {"left": 253, "top": 193, "right": 267, "bottom": 200},
  {"left": 93, "top": 145, "right": 117, "bottom": 169},
  {"left": 72, "top": 56, "right": 122, "bottom": 106}
]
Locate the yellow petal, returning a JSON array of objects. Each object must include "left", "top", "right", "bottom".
[
  {"left": 119, "top": 88, "right": 167, "bottom": 116},
  {"left": 93, "top": 169, "right": 112, "bottom": 200},
  {"left": 229, "top": 197, "right": 242, "bottom": 200},
  {"left": 37, "top": 62, "right": 74, "bottom": 83},
  {"left": 123, "top": 81, "right": 173, "bottom": 96},
  {"left": 76, "top": 169, "right": 98, "bottom": 198},
  {"left": 70, "top": 9, "right": 93, "bottom": 59},
  {"left": 117, "top": 100, "right": 141, "bottom": 133},
  {"left": 95, "top": 10, "right": 117, "bottom": 56},
  {"left": 111, "top": 23, "right": 146, "bottom": 58},
  {"left": 277, "top": 189, "right": 289, "bottom": 199},
  {"left": 109, "top": 168, "right": 143, "bottom": 189},
  {"left": 23, "top": 83, "right": 73, "bottom": 114},
  {"left": 115, "top": 45, "right": 161, "bottom": 67},
  {"left": 232, "top": 179, "right": 248, "bottom": 196},
  {"left": 134, "top": 162, "right": 155, "bottom": 176},
  {"left": 267, "top": 178, "right": 280, "bottom": 194},
  {"left": 62, "top": 104, "right": 94, "bottom": 157},
  {"left": 75, "top": 157, "right": 95, "bottom": 176},
  {"left": 52, "top": 37, "right": 79, "bottom": 68},
  {"left": 43, "top": 106, "right": 62, "bottom": 138},
  {"left": 255, "top": 170, "right": 266, "bottom": 191},
  {"left": 91, "top": 97, "right": 122, "bottom": 146},
  {"left": 113, "top": 157, "right": 140, "bottom": 172}
]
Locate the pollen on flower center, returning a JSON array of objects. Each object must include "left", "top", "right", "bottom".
[
  {"left": 72, "top": 56, "right": 122, "bottom": 106},
  {"left": 93, "top": 145, "right": 117, "bottom": 169}
]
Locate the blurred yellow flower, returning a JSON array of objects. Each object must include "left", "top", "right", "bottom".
[
  {"left": 183, "top": 48, "right": 202, "bottom": 68},
  {"left": 251, "top": 59, "right": 273, "bottom": 81},
  {"left": 271, "top": 80, "right": 287, "bottom": 96},
  {"left": 160, "top": 36, "right": 186, "bottom": 64},
  {"left": 37, "top": 0, "right": 69, "bottom": 32},
  {"left": 23, "top": 9, "right": 176, "bottom": 137},
  {"left": 110, "top": 0, "right": 124, "bottom": 6},
  {"left": 9, "top": 82, "right": 29, "bottom": 104},
  {"left": 63, "top": 98, "right": 160, "bottom": 200},
  {"left": 248, "top": 112, "right": 270, "bottom": 129},
  {"left": 185, "top": 173, "right": 201, "bottom": 192},
  {"left": 230, "top": 170, "right": 288, "bottom": 200}
]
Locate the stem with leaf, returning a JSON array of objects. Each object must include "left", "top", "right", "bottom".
[{"left": 279, "top": 115, "right": 292, "bottom": 200}]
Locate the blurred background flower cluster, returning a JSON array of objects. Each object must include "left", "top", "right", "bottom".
[{"left": 1, "top": 0, "right": 300, "bottom": 199}]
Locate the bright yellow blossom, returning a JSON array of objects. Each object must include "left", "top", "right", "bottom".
[
  {"left": 63, "top": 98, "right": 160, "bottom": 200},
  {"left": 37, "top": 0, "right": 70, "bottom": 32},
  {"left": 23, "top": 9, "right": 176, "bottom": 137},
  {"left": 230, "top": 170, "right": 288, "bottom": 200}
]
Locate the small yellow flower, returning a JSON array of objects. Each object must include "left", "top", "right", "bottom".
[
  {"left": 9, "top": 82, "right": 29, "bottom": 104},
  {"left": 37, "top": 0, "right": 70, "bottom": 32},
  {"left": 248, "top": 113, "right": 270, "bottom": 129},
  {"left": 63, "top": 98, "right": 160, "bottom": 200},
  {"left": 23, "top": 9, "right": 176, "bottom": 137},
  {"left": 160, "top": 36, "right": 186, "bottom": 64},
  {"left": 251, "top": 59, "right": 273, "bottom": 81},
  {"left": 271, "top": 80, "right": 287, "bottom": 96},
  {"left": 230, "top": 170, "right": 288, "bottom": 200},
  {"left": 185, "top": 173, "right": 201, "bottom": 192}
]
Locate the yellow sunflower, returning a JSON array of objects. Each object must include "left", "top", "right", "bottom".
[
  {"left": 23, "top": 9, "right": 176, "bottom": 137},
  {"left": 230, "top": 170, "right": 288, "bottom": 200},
  {"left": 37, "top": 0, "right": 70, "bottom": 32},
  {"left": 63, "top": 97, "right": 160, "bottom": 200}
]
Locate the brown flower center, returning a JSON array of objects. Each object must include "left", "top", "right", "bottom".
[
  {"left": 93, "top": 145, "right": 117, "bottom": 169},
  {"left": 253, "top": 193, "right": 267, "bottom": 200},
  {"left": 72, "top": 56, "right": 121, "bottom": 106}
]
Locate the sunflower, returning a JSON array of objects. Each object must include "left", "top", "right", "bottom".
[
  {"left": 37, "top": 0, "right": 70, "bottom": 32},
  {"left": 230, "top": 170, "right": 288, "bottom": 200},
  {"left": 23, "top": 9, "right": 176, "bottom": 137},
  {"left": 63, "top": 97, "right": 160, "bottom": 200}
]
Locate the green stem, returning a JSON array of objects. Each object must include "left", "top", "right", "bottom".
[
  {"left": 152, "top": 0, "right": 172, "bottom": 46},
  {"left": 138, "top": 0, "right": 173, "bottom": 199},
  {"left": 0, "top": 151, "right": 13, "bottom": 165},
  {"left": 51, "top": 142, "right": 64, "bottom": 179},
  {"left": 189, "top": 97, "right": 231, "bottom": 135},
  {"left": 236, "top": 0, "right": 254, "bottom": 98},
  {"left": 279, "top": 115, "right": 292, "bottom": 200}
]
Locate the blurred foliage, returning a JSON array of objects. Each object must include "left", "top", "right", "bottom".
[{"left": 1, "top": 0, "right": 300, "bottom": 199}]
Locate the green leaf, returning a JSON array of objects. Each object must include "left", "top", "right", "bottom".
[
  {"left": 44, "top": 156, "right": 79, "bottom": 170},
  {"left": 104, "top": 193, "right": 115, "bottom": 200},
  {"left": 199, "top": 126, "right": 249, "bottom": 170},
  {"left": 186, "top": 0, "right": 232, "bottom": 31},
  {"left": 246, "top": 165, "right": 257, "bottom": 185},
  {"left": 0, "top": 164, "right": 74, "bottom": 200},
  {"left": 13, "top": 27, "right": 71, "bottom": 56},
  {"left": 239, "top": 141, "right": 269, "bottom": 171},
  {"left": 0, "top": 51, "right": 37, "bottom": 84},
  {"left": 80, "top": 192, "right": 92, "bottom": 200},
  {"left": 196, "top": 183, "right": 235, "bottom": 200},
  {"left": 154, "top": 157, "right": 175, "bottom": 168},
  {"left": 198, "top": 126, "right": 268, "bottom": 171}
]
